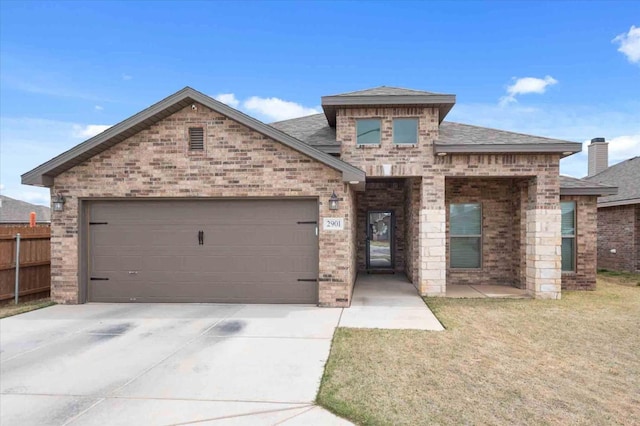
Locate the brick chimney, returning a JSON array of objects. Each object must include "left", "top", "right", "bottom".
[{"left": 587, "top": 137, "right": 608, "bottom": 177}]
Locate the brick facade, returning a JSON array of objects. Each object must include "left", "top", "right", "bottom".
[
  {"left": 560, "top": 195, "right": 598, "bottom": 290},
  {"left": 45, "top": 96, "right": 601, "bottom": 306},
  {"left": 596, "top": 204, "right": 639, "bottom": 272},
  {"left": 50, "top": 103, "right": 356, "bottom": 306}
]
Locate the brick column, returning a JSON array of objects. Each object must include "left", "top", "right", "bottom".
[
  {"left": 419, "top": 175, "right": 446, "bottom": 296},
  {"left": 525, "top": 176, "right": 562, "bottom": 299}
]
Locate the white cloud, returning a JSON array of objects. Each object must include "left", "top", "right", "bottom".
[
  {"left": 122, "top": 74, "right": 133, "bottom": 81},
  {"left": 243, "top": 96, "right": 320, "bottom": 121},
  {"left": 214, "top": 93, "right": 240, "bottom": 108},
  {"left": 71, "top": 124, "right": 111, "bottom": 139},
  {"left": 608, "top": 134, "right": 640, "bottom": 162},
  {"left": 612, "top": 25, "right": 640, "bottom": 64},
  {"left": 499, "top": 76, "right": 558, "bottom": 106},
  {"left": 94, "top": 105, "right": 104, "bottom": 111}
]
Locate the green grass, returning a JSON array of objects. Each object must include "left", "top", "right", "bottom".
[
  {"left": 318, "top": 276, "right": 640, "bottom": 425},
  {"left": 0, "top": 299, "right": 55, "bottom": 319}
]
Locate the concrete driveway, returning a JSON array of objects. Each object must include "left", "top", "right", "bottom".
[{"left": 0, "top": 304, "right": 350, "bottom": 425}]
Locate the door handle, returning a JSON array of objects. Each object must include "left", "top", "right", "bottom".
[{"left": 198, "top": 230, "right": 204, "bottom": 245}]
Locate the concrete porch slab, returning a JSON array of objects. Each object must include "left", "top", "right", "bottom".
[{"left": 339, "top": 274, "right": 444, "bottom": 331}]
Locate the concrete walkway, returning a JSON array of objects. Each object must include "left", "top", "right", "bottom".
[
  {"left": 339, "top": 273, "right": 444, "bottom": 331},
  {"left": 446, "top": 284, "right": 530, "bottom": 298}
]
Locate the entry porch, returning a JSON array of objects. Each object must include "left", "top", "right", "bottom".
[{"left": 354, "top": 176, "right": 562, "bottom": 299}]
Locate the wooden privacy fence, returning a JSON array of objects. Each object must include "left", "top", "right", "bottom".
[{"left": 0, "top": 225, "right": 51, "bottom": 303}]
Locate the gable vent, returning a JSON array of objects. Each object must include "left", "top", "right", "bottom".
[{"left": 189, "top": 127, "right": 204, "bottom": 151}]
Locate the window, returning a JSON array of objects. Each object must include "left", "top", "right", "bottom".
[
  {"left": 450, "top": 203, "right": 482, "bottom": 268},
  {"left": 393, "top": 118, "right": 418, "bottom": 145},
  {"left": 189, "top": 127, "right": 204, "bottom": 151},
  {"left": 356, "top": 119, "right": 381, "bottom": 145},
  {"left": 561, "top": 201, "right": 576, "bottom": 271}
]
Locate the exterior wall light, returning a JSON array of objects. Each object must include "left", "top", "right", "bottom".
[
  {"left": 328, "top": 191, "right": 339, "bottom": 210},
  {"left": 52, "top": 193, "right": 66, "bottom": 212}
]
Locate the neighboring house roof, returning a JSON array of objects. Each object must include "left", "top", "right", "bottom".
[
  {"left": 321, "top": 86, "right": 456, "bottom": 126},
  {"left": 0, "top": 195, "right": 51, "bottom": 223},
  {"left": 559, "top": 176, "right": 617, "bottom": 196},
  {"left": 270, "top": 115, "right": 582, "bottom": 156},
  {"left": 21, "top": 87, "right": 365, "bottom": 188},
  {"left": 584, "top": 156, "right": 640, "bottom": 207}
]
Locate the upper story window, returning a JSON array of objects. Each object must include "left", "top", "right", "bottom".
[
  {"left": 356, "top": 119, "right": 381, "bottom": 145},
  {"left": 450, "top": 203, "right": 482, "bottom": 269},
  {"left": 561, "top": 201, "right": 576, "bottom": 272},
  {"left": 393, "top": 118, "right": 418, "bottom": 145}
]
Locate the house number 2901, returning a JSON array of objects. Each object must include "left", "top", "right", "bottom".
[{"left": 323, "top": 218, "right": 344, "bottom": 231}]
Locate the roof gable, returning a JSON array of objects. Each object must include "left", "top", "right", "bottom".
[{"left": 21, "top": 87, "right": 365, "bottom": 187}]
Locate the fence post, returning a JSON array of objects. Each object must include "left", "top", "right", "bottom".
[{"left": 15, "top": 233, "right": 21, "bottom": 304}]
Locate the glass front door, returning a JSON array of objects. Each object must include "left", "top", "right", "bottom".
[{"left": 366, "top": 211, "right": 393, "bottom": 270}]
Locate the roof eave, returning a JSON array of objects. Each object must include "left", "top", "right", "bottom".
[
  {"left": 597, "top": 198, "right": 640, "bottom": 208},
  {"left": 560, "top": 187, "right": 618, "bottom": 196},
  {"left": 321, "top": 94, "right": 456, "bottom": 127},
  {"left": 434, "top": 143, "right": 582, "bottom": 156}
]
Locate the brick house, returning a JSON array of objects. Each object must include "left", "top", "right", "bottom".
[
  {"left": 22, "top": 86, "right": 616, "bottom": 306},
  {"left": 584, "top": 139, "right": 639, "bottom": 272}
]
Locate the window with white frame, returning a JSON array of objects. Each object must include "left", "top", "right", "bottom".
[
  {"left": 561, "top": 201, "right": 576, "bottom": 272},
  {"left": 450, "top": 203, "right": 482, "bottom": 268},
  {"left": 393, "top": 118, "right": 418, "bottom": 145},
  {"left": 356, "top": 119, "right": 381, "bottom": 145}
]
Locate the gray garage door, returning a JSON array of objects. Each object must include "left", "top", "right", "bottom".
[{"left": 88, "top": 199, "right": 319, "bottom": 303}]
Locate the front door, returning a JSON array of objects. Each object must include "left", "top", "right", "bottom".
[{"left": 366, "top": 211, "right": 394, "bottom": 271}]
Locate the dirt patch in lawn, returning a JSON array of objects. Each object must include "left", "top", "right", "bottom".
[
  {"left": 318, "top": 277, "right": 640, "bottom": 425},
  {"left": 0, "top": 299, "right": 55, "bottom": 319}
]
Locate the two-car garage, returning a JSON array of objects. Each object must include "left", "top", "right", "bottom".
[{"left": 87, "top": 199, "right": 319, "bottom": 304}]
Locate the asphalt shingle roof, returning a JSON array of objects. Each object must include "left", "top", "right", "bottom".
[
  {"left": 559, "top": 176, "right": 617, "bottom": 194},
  {"left": 269, "top": 114, "right": 338, "bottom": 147},
  {"left": 0, "top": 195, "right": 51, "bottom": 223},
  {"left": 270, "top": 115, "right": 578, "bottom": 149},
  {"left": 585, "top": 156, "right": 640, "bottom": 205},
  {"left": 327, "top": 86, "right": 443, "bottom": 97},
  {"left": 437, "top": 122, "right": 576, "bottom": 146}
]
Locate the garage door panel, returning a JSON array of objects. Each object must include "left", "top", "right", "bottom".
[{"left": 88, "top": 199, "right": 318, "bottom": 303}]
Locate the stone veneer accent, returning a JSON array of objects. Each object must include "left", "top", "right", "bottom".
[
  {"left": 595, "top": 204, "right": 639, "bottom": 273},
  {"left": 50, "top": 103, "right": 356, "bottom": 307},
  {"left": 560, "top": 195, "right": 598, "bottom": 290}
]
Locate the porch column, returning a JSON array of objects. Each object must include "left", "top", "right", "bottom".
[
  {"left": 525, "top": 175, "right": 562, "bottom": 299},
  {"left": 419, "top": 175, "right": 446, "bottom": 296}
]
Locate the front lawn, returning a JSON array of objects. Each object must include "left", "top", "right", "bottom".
[{"left": 318, "top": 276, "right": 640, "bottom": 425}]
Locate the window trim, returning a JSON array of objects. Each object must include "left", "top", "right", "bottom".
[
  {"left": 392, "top": 117, "right": 419, "bottom": 145},
  {"left": 561, "top": 201, "right": 577, "bottom": 272},
  {"left": 356, "top": 118, "right": 381, "bottom": 146},
  {"left": 449, "top": 202, "right": 483, "bottom": 270}
]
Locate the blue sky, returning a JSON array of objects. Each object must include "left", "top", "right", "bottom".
[{"left": 1, "top": 0, "right": 638, "bottom": 206}]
